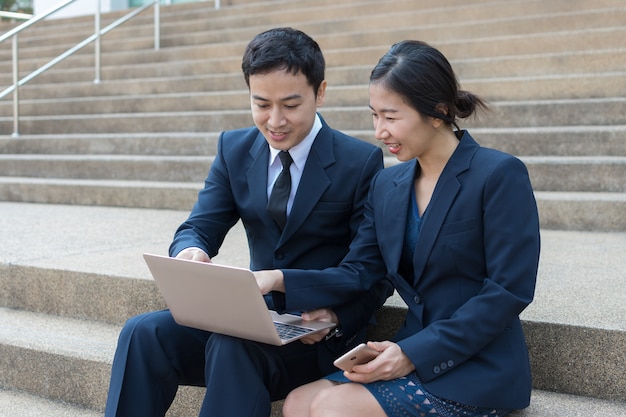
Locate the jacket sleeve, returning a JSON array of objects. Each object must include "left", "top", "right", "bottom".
[
  {"left": 329, "top": 278, "right": 394, "bottom": 349},
  {"left": 278, "top": 167, "right": 389, "bottom": 312},
  {"left": 169, "top": 132, "right": 240, "bottom": 257},
  {"left": 318, "top": 146, "right": 394, "bottom": 345}
]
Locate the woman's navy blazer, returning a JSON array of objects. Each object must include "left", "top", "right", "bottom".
[{"left": 283, "top": 131, "right": 541, "bottom": 410}]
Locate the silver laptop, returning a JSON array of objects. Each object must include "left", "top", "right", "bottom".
[{"left": 143, "top": 253, "right": 336, "bottom": 346}]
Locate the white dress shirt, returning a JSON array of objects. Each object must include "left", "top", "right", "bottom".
[{"left": 267, "top": 114, "right": 322, "bottom": 216}]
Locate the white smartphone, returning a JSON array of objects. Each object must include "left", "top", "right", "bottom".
[{"left": 333, "top": 343, "right": 380, "bottom": 372}]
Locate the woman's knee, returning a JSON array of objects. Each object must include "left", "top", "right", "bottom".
[
  {"left": 309, "top": 386, "right": 336, "bottom": 417},
  {"left": 283, "top": 387, "right": 310, "bottom": 417},
  {"left": 283, "top": 380, "right": 336, "bottom": 417},
  {"left": 310, "top": 383, "right": 382, "bottom": 417}
]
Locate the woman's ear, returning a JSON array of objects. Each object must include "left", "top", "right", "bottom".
[
  {"left": 435, "top": 103, "right": 449, "bottom": 118},
  {"left": 430, "top": 103, "right": 449, "bottom": 128}
]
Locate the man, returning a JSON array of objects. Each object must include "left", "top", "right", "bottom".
[{"left": 104, "top": 27, "right": 392, "bottom": 417}]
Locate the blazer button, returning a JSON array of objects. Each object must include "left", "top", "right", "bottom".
[
  {"left": 413, "top": 295, "right": 421, "bottom": 304},
  {"left": 433, "top": 365, "right": 440, "bottom": 374},
  {"left": 447, "top": 360, "right": 454, "bottom": 368},
  {"left": 440, "top": 362, "right": 448, "bottom": 370},
  {"left": 275, "top": 251, "right": 285, "bottom": 260}
]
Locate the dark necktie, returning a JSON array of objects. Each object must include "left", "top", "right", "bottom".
[{"left": 267, "top": 151, "right": 293, "bottom": 230}]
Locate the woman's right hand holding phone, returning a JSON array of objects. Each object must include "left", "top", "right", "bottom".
[{"left": 345, "top": 341, "right": 415, "bottom": 384}]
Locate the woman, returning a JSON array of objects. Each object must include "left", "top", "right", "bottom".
[{"left": 271, "top": 40, "right": 541, "bottom": 417}]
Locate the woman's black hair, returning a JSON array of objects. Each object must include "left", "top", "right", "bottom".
[{"left": 370, "top": 40, "right": 487, "bottom": 129}]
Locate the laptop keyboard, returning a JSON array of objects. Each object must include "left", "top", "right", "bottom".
[{"left": 274, "top": 322, "right": 311, "bottom": 340}]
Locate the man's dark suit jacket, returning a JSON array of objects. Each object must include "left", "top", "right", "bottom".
[
  {"left": 169, "top": 116, "right": 393, "bottom": 373},
  {"left": 282, "top": 131, "right": 541, "bottom": 410}
]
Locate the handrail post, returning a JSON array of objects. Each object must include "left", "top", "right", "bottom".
[
  {"left": 12, "top": 35, "right": 20, "bottom": 137},
  {"left": 154, "top": 0, "right": 160, "bottom": 51},
  {"left": 1, "top": 0, "right": 164, "bottom": 136},
  {"left": 94, "top": 0, "right": 101, "bottom": 84}
]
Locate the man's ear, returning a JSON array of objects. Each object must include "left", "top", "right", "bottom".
[{"left": 316, "top": 80, "right": 327, "bottom": 106}]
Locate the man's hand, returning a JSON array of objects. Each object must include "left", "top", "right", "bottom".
[
  {"left": 299, "top": 308, "right": 339, "bottom": 345},
  {"left": 253, "top": 269, "right": 285, "bottom": 294},
  {"left": 175, "top": 247, "right": 211, "bottom": 262}
]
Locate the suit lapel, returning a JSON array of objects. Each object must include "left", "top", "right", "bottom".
[
  {"left": 411, "top": 132, "right": 478, "bottom": 285},
  {"left": 246, "top": 119, "right": 335, "bottom": 240},
  {"left": 282, "top": 122, "right": 333, "bottom": 240},
  {"left": 381, "top": 161, "right": 415, "bottom": 275},
  {"left": 246, "top": 132, "right": 274, "bottom": 230}
]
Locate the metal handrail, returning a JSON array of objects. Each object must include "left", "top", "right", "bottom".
[
  {"left": 0, "top": 11, "right": 34, "bottom": 21},
  {"left": 0, "top": 0, "right": 160, "bottom": 137}
]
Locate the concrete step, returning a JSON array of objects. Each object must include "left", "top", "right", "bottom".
[
  {"left": 3, "top": 70, "right": 626, "bottom": 118},
  {"left": 0, "top": 386, "right": 624, "bottom": 417},
  {"left": 535, "top": 191, "right": 626, "bottom": 232},
  {"left": 322, "top": 98, "right": 626, "bottom": 132},
  {"left": 0, "top": 202, "right": 624, "bottom": 415},
  {"left": 4, "top": 302, "right": 624, "bottom": 417},
  {"left": 0, "top": 154, "right": 214, "bottom": 182},
  {"left": 8, "top": 0, "right": 622, "bottom": 52},
  {"left": 508, "top": 390, "right": 626, "bottom": 417},
  {"left": 0, "top": 178, "right": 624, "bottom": 231},
  {"left": 3, "top": 0, "right": 624, "bottom": 76},
  {"left": 0, "top": 308, "right": 206, "bottom": 416},
  {"left": 0, "top": 132, "right": 221, "bottom": 156},
  {"left": 2, "top": 46, "right": 623, "bottom": 95},
  {"left": 2, "top": 68, "right": 623, "bottom": 110},
  {"left": 0, "top": 307, "right": 117, "bottom": 411},
  {"left": 2, "top": 97, "right": 625, "bottom": 135},
  {"left": 0, "top": 388, "right": 101, "bottom": 417},
  {"left": 524, "top": 156, "right": 626, "bottom": 192},
  {"left": 189, "top": 3, "right": 626, "bottom": 42},
  {"left": 469, "top": 126, "right": 626, "bottom": 157},
  {"left": 23, "top": 0, "right": 624, "bottom": 37},
  {"left": 0, "top": 151, "right": 624, "bottom": 191},
  {"left": 0, "top": 177, "right": 202, "bottom": 210},
  {"left": 1, "top": 0, "right": 623, "bottom": 415},
  {"left": 3, "top": 72, "right": 249, "bottom": 100},
  {"left": 4, "top": 21, "right": 624, "bottom": 80},
  {"left": 4, "top": 2, "right": 624, "bottom": 65},
  {"left": 1, "top": 126, "right": 624, "bottom": 157}
]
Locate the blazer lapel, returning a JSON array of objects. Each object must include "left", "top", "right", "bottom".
[
  {"left": 246, "top": 132, "right": 274, "bottom": 230},
  {"left": 379, "top": 161, "right": 428, "bottom": 325},
  {"left": 282, "top": 122, "right": 333, "bottom": 240},
  {"left": 380, "top": 161, "right": 415, "bottom": 275},
  {"left": 411, "top": 132, "right": 479, "bottom": 285}
]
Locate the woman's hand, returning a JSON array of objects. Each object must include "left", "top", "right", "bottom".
[
  {"left": 175, "top": 247, "right": 211, "bottom": 262},
  {"left": 344, "top": 341, "right": 415, "bottom": 383},
  {"left": 253, "top": 269, "right": 285, "bottom": 294}
]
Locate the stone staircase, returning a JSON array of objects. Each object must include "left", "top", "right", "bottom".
[{"left": 0, "top": 0, "right": 624, "bottom": 415}]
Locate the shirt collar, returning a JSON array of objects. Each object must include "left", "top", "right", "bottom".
[{"left": 268, "top": 114, "right": 322, "bottom": 171}]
